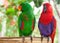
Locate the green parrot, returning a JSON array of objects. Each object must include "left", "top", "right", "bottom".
[{"left": 18, "top": 2, "right": 36, "bottom": 36}]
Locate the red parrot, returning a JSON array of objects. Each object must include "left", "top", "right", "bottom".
[{"left": 38, "top": 3, "right": 56, "bottom": 43}]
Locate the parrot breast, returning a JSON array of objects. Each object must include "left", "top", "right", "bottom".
[
  {"left": 38, "top": 19, "right": 53, "bottom": 37},
  {"left": 39, "top": 12, "right": 53, "bottom": 25}
]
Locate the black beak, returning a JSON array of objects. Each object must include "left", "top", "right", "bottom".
[{"left": 43, "top": 4, "right": 46, "bottom": 12}]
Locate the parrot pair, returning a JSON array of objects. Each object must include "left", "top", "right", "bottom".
[
  {"left": 18, "top": 2, "right": 36, "bottom": 36},
  {"left": 18, "top": 2, "right": 56, "bottom": 43},
  {"left": 38, "top": 3, "right": 56, "bottom": 43}
]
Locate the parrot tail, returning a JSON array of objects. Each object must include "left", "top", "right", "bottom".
[
  {"left": 50, "top": 17, "right": 56, "bottom": 43},
  {"left": 50, "top": 33, "right": 55, "bottom": 43},
  {"left": 51, "top": 38, "right": 54, "bottom": 43}
]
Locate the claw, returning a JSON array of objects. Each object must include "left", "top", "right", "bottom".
[
  {"left": 47, "top": 37, "right": 49, "bottom": 43},
  {"left": 41, "top": 36, "right": 43, "bottom": 43}
]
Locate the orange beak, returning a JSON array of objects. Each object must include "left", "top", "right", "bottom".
[{"left": 17, "top": 6, "right": 22, "bottom": 11}]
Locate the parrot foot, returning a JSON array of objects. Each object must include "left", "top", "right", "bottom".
[
  {"left": 31, "top": 37, "right": 32, "bottom": 43},
  {"left": 23, "top": 37, "right": 25, "bottom": 43},
  {"left": 47, "top": 37, "right": 49, "bottom": 43},
  {"left": 41, "top": 36, "right": 43, "bottom": 43},
  {"left": 29, "top": 36, "right": 32, "bottom": 43}
]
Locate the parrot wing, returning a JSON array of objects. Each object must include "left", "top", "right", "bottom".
[
  {"left": 18, "top": 14, "right": 24, "bottom": 36},
  {"left": 50, "top": 17, "right": 56, "bottom": 43}
]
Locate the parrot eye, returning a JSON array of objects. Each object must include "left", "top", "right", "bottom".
[{"left": 43, "top": 4, "right": 46, "bottom": 12}]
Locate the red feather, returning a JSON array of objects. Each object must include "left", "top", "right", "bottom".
[
  {"left": 20, "top": 21, "right": 24, "bottom": 30},
  {"left": 50, "top": 17, "right": 56, "bottom": 43},
  {"left": 32, "top": 20, "right": 34, "bottom": 30}
]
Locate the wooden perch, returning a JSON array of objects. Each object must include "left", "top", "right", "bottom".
[{"left": 0, "top": 37, "right": 52, "bottom": 43}]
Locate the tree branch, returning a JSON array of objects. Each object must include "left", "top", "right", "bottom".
[{"left": 52, "top": 0, "right": 60, "bottom": 18}]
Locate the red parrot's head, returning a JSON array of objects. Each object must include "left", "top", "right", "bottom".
[
  {"left": 43, "top": 3, "right": 53, "bottom": 13},
  {"left": 39, "top": 3, "right": 53, "bottom": 25}
]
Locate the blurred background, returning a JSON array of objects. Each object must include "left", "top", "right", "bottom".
[{"left": 0, "top": 0, "right": 60, "bottom": 43}]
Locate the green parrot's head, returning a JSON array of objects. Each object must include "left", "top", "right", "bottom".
[{"left": 18, "top": 2, "right": 33, "bottom": 12}]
